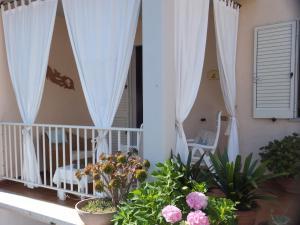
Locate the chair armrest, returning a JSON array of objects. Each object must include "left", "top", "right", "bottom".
[
  {"left": 187, "top": 139, "right": 195, "bottom": 143},
  {"left": 188, "top": 143, "right": 214, "bottom": 151}
]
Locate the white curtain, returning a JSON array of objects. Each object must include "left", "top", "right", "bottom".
[
  {"left": 174, "top": 0, "right": 210, "bottom": 162},
  {"left": 1, "top": 0, "right": 58, "bottom": 185},
  {"left": 213, "top": 0, "right": 240, "bottom": 161},
  {"left": 62, "top": 0, "right": 140, "bottom": 159}
]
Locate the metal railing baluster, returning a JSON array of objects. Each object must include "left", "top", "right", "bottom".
[
  {"left": 8, "top": 125, "right": 12, "bottom": 178},
  {"left": 69, "top": 128, "right": 73, "bottom": 191},
  {"left": 49, "top": 127, "right": 53, "bottom": 187},
  {"left": 13, "top": 125, "right": 17, "bottom": 179},
  {"left": 42, "top": 126, "right": 46, "bottom": 185}
]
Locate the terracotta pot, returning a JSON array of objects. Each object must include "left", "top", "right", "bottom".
[
  {"left": 276, "top": 177, "right": 300, "bottom": 194},
  {"left": 237, "top": 209, "right": 258, "bottom": 225},
  {"left": 207, "top": 188, "right": 225, "bottom": 198},
  {"left": 75, "top": 198, "right": 115, "bottom": 225}
]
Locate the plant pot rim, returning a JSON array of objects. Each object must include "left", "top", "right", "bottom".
[
  {"left": 75, "top": 198, "right": 117, "bottom": 215},
  {"left": 237, "top": 203, "right": 260, "bottom": 212}
]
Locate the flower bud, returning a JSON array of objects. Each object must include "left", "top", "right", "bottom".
[
  {"left": 99, "top": 153, "right": 106, "bottom": 161},
  {"left": 109, "top": 178, "right": 121, "bottom": 189},
  {"left": 94, "top": 180, "right": 104, "bottom": 192},
  {"left": 135, "top": 169, "right": 147, "bottom": 182},
  {"left": 75, "top": 170, "right": 82, "bottom": 180},
  {"left": 117, "top": 154, "right": 126, "bottom": 164},
  {"left": 143, "top": 160, "right": 151, "bottom": 169},
  {"left": 102, "top": 162, "right": 115, "bottom": 175}
]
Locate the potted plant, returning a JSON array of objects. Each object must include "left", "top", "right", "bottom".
[
  {"left": 75, "top": 151, "right": 150, "bottom": 225},
  {"left": 259, "top": 133, "right": 300, "bottom": 194},
  {"left": 208, "top": 151, "right": 279, "bottom": 225}
]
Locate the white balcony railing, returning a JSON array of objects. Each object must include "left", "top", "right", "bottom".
[{"left": 0, "top": 122, "right": 143, "bottom": 199}]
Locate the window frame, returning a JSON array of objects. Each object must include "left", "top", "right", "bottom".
[{"left": 253, "top": 20, "right": 299, "bottom": 119}]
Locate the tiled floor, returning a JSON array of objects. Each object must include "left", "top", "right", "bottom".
[
  {"left": 0, "top": 180, "right": 79, "bottom": 208},
  {"left": 0, "top": 180, "right": 299, "bottom": 224},
  {"left": 255, "top": 181, "right": 300, "bottom": 225}
]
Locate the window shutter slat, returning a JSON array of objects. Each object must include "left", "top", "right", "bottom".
[{"left": 253, "top": 21, "right": 298, "bottom": 118}]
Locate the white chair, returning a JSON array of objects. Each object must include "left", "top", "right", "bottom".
[
  {"left": 119, "top": 124, "right": 143, "bottom": 156},
  {"left": 187, "top": 111, "right": 222, "bottom": 167}
]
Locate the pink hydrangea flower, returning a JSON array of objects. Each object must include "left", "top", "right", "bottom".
[
  {"left": 187, "top": 210, "right": 210, "bottom": 225},
  {"left": 186, "top": 192, "right": 208, "bottom": 210},
  {"left": 161, "top": 205, "right": 182, "bottom": 224}
]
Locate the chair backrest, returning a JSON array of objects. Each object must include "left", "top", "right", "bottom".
[
  {"left": 45, "top": 129, "right": 68, "bottom": 144},
  {"left": 212, "top": 111, "right": 222, "bottom": 150}
]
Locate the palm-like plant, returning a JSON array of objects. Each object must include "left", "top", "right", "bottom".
[
  {"left": 171, "top": 150, "right": 211, "bottom": 184},
  {"left": 209, "top": 151, "right": 280, "bottom": 210}
]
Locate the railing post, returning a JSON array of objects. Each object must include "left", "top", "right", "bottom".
[{"left": 0, "top": 124, "right": 4, "bottom": 179}]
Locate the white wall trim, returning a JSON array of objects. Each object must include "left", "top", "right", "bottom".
[{"left": 0, "top": 191, "right": 83, "bottom": 225}]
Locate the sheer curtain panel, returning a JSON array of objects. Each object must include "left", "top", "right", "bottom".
[
  {"left": 1, "top": 0, "right": 58, "bottom": 186},
  {"left": 62, "top": 0, "right": 140, "bottom": 159},
  {"left": 174, "top": 0, "right": 210, "bottom": 162},
  {"left": 213, "top": 0, "right": 240, "bottom": 161}
]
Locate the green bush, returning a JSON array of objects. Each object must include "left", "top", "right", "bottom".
[
  {"left": 259, "top": 133, "right": 300, "bottom": 178},
  {"left": 113, "top": 158, "right": 236, "bottom": 225}
]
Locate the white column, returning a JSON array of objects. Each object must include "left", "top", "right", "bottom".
[{"left": 142, "top": 0, "right": 176, "bottom": 168}]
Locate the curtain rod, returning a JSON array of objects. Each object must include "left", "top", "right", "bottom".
[
  {"left": 0, "top": 0, "right": 242, "bottom": 8},
  {"left": 0, "top": 0, "right": 40, "bottom": 7}
]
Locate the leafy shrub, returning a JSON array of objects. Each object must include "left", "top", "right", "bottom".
[
  {"left": 113, "top": 158, "right": 236, "bottom": 225},
  {"left": 209, "top": 151, "right": 279, "bottom": 211},
  {"left": 259, "top": 133, "right": 300, "bottom": 178}
]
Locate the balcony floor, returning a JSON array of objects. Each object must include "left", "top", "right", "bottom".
[{"left": 0, "top": 180, "right": 78, "bottom": 208}]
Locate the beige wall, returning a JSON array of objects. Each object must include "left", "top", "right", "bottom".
[
  {"left": 37, "top": 16, "right": 92, "bottom": 126},
  {"left": 185, "top": 0, "right": 300, "bottom": 159},
  {"left": 236, "top": 0, "right": 300, "bottom": 158},
  {"left": 0, "top": 15, "right": 92, "bottom": 125}
]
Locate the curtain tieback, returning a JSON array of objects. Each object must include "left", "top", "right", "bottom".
[
  {"left": 91, "top": 130, "right": 108, "bottom": 147},
  {"left": 225, "top": 116, "right": 238, "bottom": 136},
  {"left": 175, "top": 121, "right": 185, "bottom": 138},
  {"left": 22, "top": 126, "right": 31, "bottom": 136}
]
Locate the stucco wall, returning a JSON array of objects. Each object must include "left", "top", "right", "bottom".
[
  {"left": 0, "top": 15, "right": 92, "bottom": 125},
  {"left": 37, "top": 16, "right": 92, "bottom": 126},
  {"left": 236, "top": 0, "right": 300, "bottom": 158},
  {"left": 185, "top": 0, "right": 300, "bottom": 159}
]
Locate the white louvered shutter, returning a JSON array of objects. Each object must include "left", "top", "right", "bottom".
[
  {"left": 253, "top": 21, "right": 298, "bottom": 118},
  {"left": 112, "top": 49, "right": 136, "bottom": 151},
  {"left": 112, "top": 79, "right": 129, "bottom": 151}
]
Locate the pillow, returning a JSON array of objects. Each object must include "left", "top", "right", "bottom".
[
  {"left": 195, "top": 129, "right": 216, "bottom": 146},
  {"left": 45, "top": 129, "right": 68, "bottom": 144}
]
